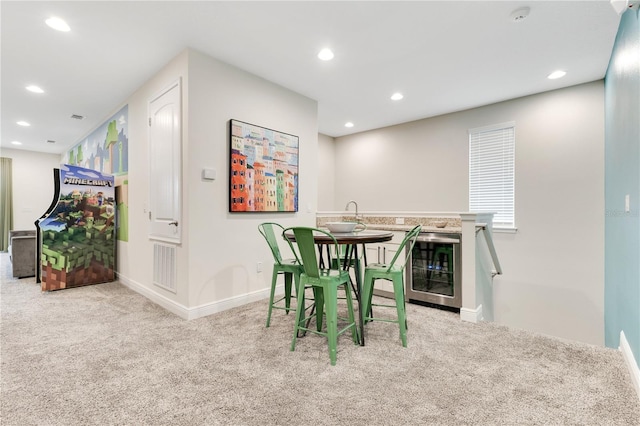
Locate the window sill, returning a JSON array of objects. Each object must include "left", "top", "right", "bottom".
[{"left": 493, "top": 226, "right": 518, "bottom": 234}]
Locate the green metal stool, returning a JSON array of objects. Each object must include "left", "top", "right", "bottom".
[
  {"left": 259, "top": 223, "right": 304, "bottom": 327},
  {"left": 361, "top": 225, "right": 422, "bottom": 347},
  {"left": 284, "top": 226, "right": 359, "bottom": 366}
]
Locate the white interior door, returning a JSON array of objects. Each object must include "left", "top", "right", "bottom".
[{"left": 148, "top": 79, "right": 182, "bottom": 243}]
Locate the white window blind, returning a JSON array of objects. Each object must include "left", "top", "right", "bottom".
[{"left": 469, "top": 122, "right": 515, "bottom": 228}]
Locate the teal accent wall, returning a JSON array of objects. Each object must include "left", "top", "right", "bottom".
[{"left": 604, "top": 9, "right": 640, "bottom": 367}]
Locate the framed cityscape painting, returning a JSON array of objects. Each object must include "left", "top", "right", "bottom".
[{"left": 229, "top": 119, "right": 299, "bottom": 212}]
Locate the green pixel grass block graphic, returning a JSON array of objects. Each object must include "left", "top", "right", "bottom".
[{"left": 41, "top": 220, "right": 116, "bottom": 280}]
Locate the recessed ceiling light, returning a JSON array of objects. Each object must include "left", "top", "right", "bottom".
[
  {"left": 47, "top": 140, "right": 56, "bottom": 144},
  {"left": 318, "top": 48, "right": 334, "bottom": 61},
  {"left": 70, "top": 114, "right": 85, "bottom": 120},
  {"left": 345, "top": 122, "right": 354, "bottom": 128},
  {"left": 26, "top": 85, "right": 45, "bottom": 94},
  {"left": 46, "top": 17, "right": 70, "bottom": 32},
  {"left": 11, "top": 141, "right": 22, "bottom": 145},
  {"left": 16, "top": 121, "right": 30, "bottom": 127},
  {"left": 391, "top": 93, "right": 404, "bottom": 101},
  {"left": 547, "top": 70, "right": 567, "bottom": 80}
]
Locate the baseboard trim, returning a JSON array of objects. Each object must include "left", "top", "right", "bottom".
[
  {"left": 619, "top": 330, "right": 640, "bottom": 401},
  {"left": 460, "top": 304, "right": 483, "bottom": 323},
  {"left": 186, "top": 287, "right": 273, "bottom": 320},
  {"left": 118, "top": 273, "right": 190, "bottom": 319},
  {"left": 117, "top": 272, "right": 275, "bottom": 321}
]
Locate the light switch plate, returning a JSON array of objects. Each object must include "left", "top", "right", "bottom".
[
  {"left": 625, "top": 194, "right": 630, "bottom": 213},
  {"left": 202, "top": 168, "right": 216, "bottom": 180}
]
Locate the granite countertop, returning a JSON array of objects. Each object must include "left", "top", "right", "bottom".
[
  {"left": 364, "top": 223, "right": 462, "bottom": 233},
  {"left": 316, "top": 214, "right": 462, "bottom": 234}
]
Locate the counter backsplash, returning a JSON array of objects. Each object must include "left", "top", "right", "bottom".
[{"left": 316, "top": 214, "right": 462, "bottom": 233}]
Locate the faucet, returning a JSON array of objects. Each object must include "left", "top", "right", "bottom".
[{"left": 345, "top": 200, "right": 361, "bottom": 220}]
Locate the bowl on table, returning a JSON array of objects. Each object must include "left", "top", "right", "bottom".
[{"left": 326, "top": 222, "right": 366, "bottom": 233}]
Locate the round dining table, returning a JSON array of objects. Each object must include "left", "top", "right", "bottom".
[{"left": 284, "top": 229, "right": 394, "bottom": 346}]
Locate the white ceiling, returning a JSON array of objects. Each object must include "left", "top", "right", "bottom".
[{"left": 1, "top": 1, "right": 621, "bottom": 155}]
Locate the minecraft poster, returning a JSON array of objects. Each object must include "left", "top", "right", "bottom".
[
  {"left": 66, "top": 104, "right": 128, "bottom": 241},
  {"left": 39, "top": 164, "right": 116, "bottom": 291}
]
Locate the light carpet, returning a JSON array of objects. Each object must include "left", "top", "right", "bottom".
[{"left": 1, "top": 253, "right": 639, "bottom": 425}]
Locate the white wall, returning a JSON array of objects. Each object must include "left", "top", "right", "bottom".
[
  {"left": 113, "top": 50, "right": 190, "bottom": 308},
  {"left": 114, "top": 48, "right": 317, "bottom": 316},
  {"left": 1, "top": 148, "right": 61, "bottom": 230},
  {"left": 331, "top": 82, "right": 605, "bottom": 345},
  {"left": 317, "top": 133, "right": 336, "bottom": 211},
  {"left": 185, "top": 49, "right": 317, "bottom": 309},
  {"left": 332, "top": 114, "right": 469, "bottom": 212}
]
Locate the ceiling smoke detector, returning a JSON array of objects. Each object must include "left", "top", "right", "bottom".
[
  {"left": 510, "top": 7, "right": 530, "bottom": 22},
  {"left": 70, "top": 114, "right": 85, "bottom": 120}
]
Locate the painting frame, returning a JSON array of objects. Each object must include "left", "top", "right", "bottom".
[{"left": 229, "top": 119, "right": 299, "bottom": 213}]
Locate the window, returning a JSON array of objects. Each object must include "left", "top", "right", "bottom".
[{"left": 469, "top": 122, "right": 515, "bottom": 229}]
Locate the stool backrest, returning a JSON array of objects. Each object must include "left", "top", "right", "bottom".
[
  {"left": 258, "top": 222, "right": 286, "bottom": 265},
  {"left": 283, "top": 227, "right": 338, "bottom": 279},
  {"left": 383, "top": 225, "right": 422, "bottom": 272}
]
